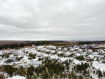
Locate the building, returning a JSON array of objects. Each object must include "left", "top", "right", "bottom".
[
  {"left": 28, "top": 60, "right": 42, "bottom": 67},
  {"left": 88, "top": 61, "right": 105, "bottom": 75}
]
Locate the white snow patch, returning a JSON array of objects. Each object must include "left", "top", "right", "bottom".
[{"left": 8, "top": 75, "right": 25, "bottom": 79}]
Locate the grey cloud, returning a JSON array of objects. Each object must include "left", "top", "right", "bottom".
[{"left": 0, "top": 0, "right": 105, "bottom": 40}]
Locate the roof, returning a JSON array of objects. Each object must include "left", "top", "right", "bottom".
[
  {"left": 59, "top": 57, "right": 68, "bottom": 61},
  {"left": 73, "top": 59, "right": 81, "bottom": 64},
  {"left": 75, "top": 53, "right": 81, "bottom": 56},
  {"left": 73, "top": 59, "right": 86, "bottom": 65},
  {"left": 92, "top": 61, "right": 105, "bottom": 72},
  {"left": 88, "top": 55, "right": 94, "bottom": 58},
  {"left": 50, "top": 55, "right": 59, "bottom": 59}
]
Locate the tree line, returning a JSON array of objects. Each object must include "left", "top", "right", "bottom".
[{"left": 0, "top": 41, "right": 64, "bottom": 50}]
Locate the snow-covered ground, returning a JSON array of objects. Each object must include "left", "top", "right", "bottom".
[
  {"left": 0, "top": 45, "right": 105, "bottom": 79},
  {"left": 8, "top": 75, "right": 25, "bottom": 79},
  {"left": 90, "top": 73, "right": 105, "bottom": 79}
]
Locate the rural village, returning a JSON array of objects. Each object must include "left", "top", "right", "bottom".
[{"left": 0, "top": 44, "right": 105, "bottom": 79}]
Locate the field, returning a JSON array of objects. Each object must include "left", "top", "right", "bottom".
[{"left": 0, "top": 41, "right": 29, "bottom": 45}]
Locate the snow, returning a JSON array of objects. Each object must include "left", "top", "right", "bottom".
[
  {"left": 88, "top": 55, "right": 94, "bottom": 58},
  {"left": 43, "top": 54, "right": 49, "bottom": 57},
  {"left": 57, "top": 51, "right": 63, "bottom": 54},
  {"left": 92, "top": 61, "right": 105, "bottom": 72},
  {"left": 50, "top": 50, "right": 55, "bottom": 54},
  {"left": 8, "top": 75, "right": 25, "bottom": 79},
  {"left": 73, "top": 59, "right": 81, "bottom": 64},
  {"left": 75, "top": 53, "right": 81, "bottom": 56},
  {"left": 50, "top": 55, "right": 59, "bottom": 60},
  {"left": 90, "top": 73, "right": 105, "bottom": 79},
  {"left": 90, "top": 73, "right": 99, "bottom": 79},
  {"left": 73, "top": 59, "right": 87, "bottom": 65},
  {"left": 59, "top": 57, "right": 68, "bottom": 62},
  {"left": 65, "top": 52, "right": 70, "bottom": 56}
]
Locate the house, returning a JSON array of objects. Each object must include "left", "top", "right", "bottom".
[
  {"left": 43, "top": 54, "right": 49, "bottom": 58},
  {"left": 86, "top": 55, "right": 94, "bottom": 61},
  {"left": 77, "top": 49, "right": 83, "bottom": 53},
  {"left": 50, "top": 50, "right": 56, "bottom": 54},
  {"left": 49, "top": 55, "right": 59, "bottom": 60},
  {"left": 98, "top": 49, "right": 105, "bottom": 55},
  {"left": 51, "top": 46, "right": 56, "bottom": 50},
  {"left": 70, "top": 59, "right": 87, "bottom": 69},
  {"left": 31, "top": 50, "right": 38, "bottom": 55},
  {"left": 45, "top": 49, "right": 50, "bottom": 53},
  {"left": 94, "top": 55, "right": 104, "bottom": 60},
  {"left": 73, "top": 53, "right": 80, "bottom": 58},
  {"left": 101, "top": 56, "right": 105, "bottom": 63},
  {"left": 37, "top": 46, "right": 44, "bottom": 51},
  {"left": 64, "top": 52, "right": 71, "bottom": 57},
  {"left": 32, "top": 44, "right": 36, "bottom": 48},
  {"left": 0, "top": 56, "right": 2, "bottom": 60},
  {"left": 9, "top": 49, "right": 16, "bottom": 54},
  {"left": 47, "top": 45, "right": 56, "bottom": 50},
  {"left": 57, "top": 51, "right": 63, "bottom": 54},
  {"left": 87, "top": 49, "right": 93, "bottom": 54},
  {"left": 58, "top": 47, "right": 62, "bottom": 51},
  {"left": 41, "top": 48, "right": 46, "bottom": 52},
  {"left": 88, "top": 61, "right": 105, "bottom": 75},
  {"left": 0, "top": 51, "right": 3, "bottom": 56},
  {"left": 36, "top": 52, "right": 43, "bottom": 57},
  {"left": 63, "top": 48, "right": 67, "bottom": 51},
  {"left": 69, "top": 48, "right": 74, "bottom": 52},
  {"left": 18, "top": 51, "right": 25, "bottom": 56},
  {"left": 58, "top": 57, "right": 68, "bottom": 63},
  {"left": 28, "top": 60, "right": 42, "bottom": 67}
]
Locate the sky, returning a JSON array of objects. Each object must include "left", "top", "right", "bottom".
[{"left": 0, "top": 0, "right": 105, "bottom": 41}]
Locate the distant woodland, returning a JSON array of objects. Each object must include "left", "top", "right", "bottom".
[{"left": 0, "top": 41, "right": 105, "bottom": 50}]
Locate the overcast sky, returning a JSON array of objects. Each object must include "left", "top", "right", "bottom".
[{"left": 0, "top": 0, "right": 105, "bottom": 41}]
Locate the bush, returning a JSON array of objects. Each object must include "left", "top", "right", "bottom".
[
  {"left": 98, "top": 70, "right": 103, "bottom": 78},
  {"left": 43, "top": 69, "right": 48, "bottom": 79},
  {"left": 4, "top": 65, "right": 17, "bottom": 77},
  {"left": 76, "top": 56, "right": 85, "bottom": 60},
  {"left": 79, "top": 75, "right": 83, "bottom": 79},
  {"left": 0, "top": 74, "right": 5, "bottom": 79},
  {"left": 27, "top": 65, "right": 34, "bottom": 76}
]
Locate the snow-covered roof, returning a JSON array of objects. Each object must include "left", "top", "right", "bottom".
[
  {"left": 88, "top": 55, "right": 94, "bottom": 58},
  {"left": 81, "top": 52, "right": 86, "bottom": 56},
  {"left": 75, "top": 53, "right": 81, "bottom": 56},
  {"left": 87, "top": 49, "right": 93, "bottom": 53},
  {"left": 57, "top": 51, "right": 63, "bottom": 54},
  {"left": 50, "top": 50, "right": 55, "bottom": 54},
  {"left": 65, "top": 52, "right": 70, "bottom": 56},
  {"left": 73, "top": 59, "right": 86, "bottom": 65},
  {"left": 63, "top": 48, "right": 67, "bottom": 50},
  {"left": 0, "top": 51, "right": 3, "bottom": 55},
  {"left": 58, "top": 47, "right": 61, "bottom": 50},
  {"left": 77, "top": 49, "right": 83, "bottom": 53},
  {"left": 45, "top": 49, "right": 50, "bottom": 52},
  {"left": 94, "top": 55, "right": 104, "bottom": 58},
  {"left": 43, "top": 54, "right": 49, "bottom": 57},
  {"left": 59, "top": 57, "right": 68, "bottom": 62},
  {"left": 50, "top": 55, "right": 59, "bottom": 59},
  {"left": 70, "top": 48, "right": 74, "bottom": 52},
  {"left": 36, "top": 52, "right": 43, "bottom": 56},
  {"left": 92, "top": 61, "right": 105, "bottom": 72},
  {"left": 92, "top": 52, "right": 98, "bottom": 55},
  {"left": 73, "top": 59, "right": 81, "bottom": 64},
  {"left": 28, "top": 60, "right": 42, "bottom": 64}
]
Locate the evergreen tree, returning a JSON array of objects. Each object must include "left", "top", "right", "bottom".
[
  {"left": 79, "top": 75, "right": 83, "bottom": 79},
  {"left": 43, "top": 69, "right": 48, "bottom": 79},
  {"left": 98, "top": 70, "right": 103, "bottom": 79}
]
